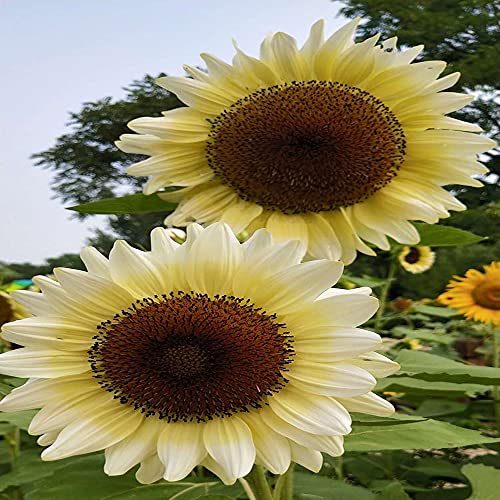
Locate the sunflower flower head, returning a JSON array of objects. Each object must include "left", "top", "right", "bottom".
[
  {"left": 398, "top": 245, "right": 435, "bottom": 274},
  {"left": 117, "top": 19, "right": 495, "bottom": 264},
  {"left": 439, "top": 262, "right": 500, "bottom": 326},
  {"left": 0, "top": 223, "right": 399, "bottom": 485}
]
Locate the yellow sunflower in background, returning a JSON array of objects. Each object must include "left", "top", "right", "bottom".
[
  {"left": 0, "top": 291, "right": 28, "bottom": 328},
  {"left": 117, "top": 19, "right": 494, "bottom": 264},
  {"left": 398, "top": 246, "right": 435, "bottom": 274},
  {"left": 439, "top": 262, "right": 500, "bottom": 326},
  {"left": 0, "top": 223, "right": 398, "bottom": 485}
]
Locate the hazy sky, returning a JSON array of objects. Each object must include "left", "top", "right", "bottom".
[{"left": 0, "top": 0, "right": 346, "bottom": 264}]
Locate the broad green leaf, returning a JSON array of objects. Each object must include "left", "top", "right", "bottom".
[
  {"left": 195, "top": 496, "right": 235, "bottom": 500},
  {"left": 392, "top": 326, "right": 453, "bottom": 344},
  {"left": 342, "top": 275, "right": 387, "bottom": 288},
  {"left": 0, "top": 410, "right": 36, "bottom": 430},
  {"left": 352, "top": 413, "right": 426, "bottom": 424},
  {"left": 67, "top": 193, "right": 177, "bottom": 215},
  {"left": 410, "top": 305, "right": 457, "bottom": 318},
  {"left": 376, "top": 482, "right": 411, "bottom": 499},
  {"left": 395, "top": 350, "right": 500, "bottom": 385},
  {"left": 403, "top": 458, "right": 464, "bottom": 481},
  {"left": 294, "top": 472, "right": 375, "bottom": 499},
  {"left": 375, "top": 376, "right": 489, "bottom": 397},
  {"left": 462, "top": 464, "right": 500, "bottom": 500},
  {"left": 416, "top": 399, "right": 468, "bottom": 417},
  {"left": 345, "top": 419, "right": 500, "bottom": 452},
  {"left": 414, "top": 223, "right": 485, "bottom": 246}
]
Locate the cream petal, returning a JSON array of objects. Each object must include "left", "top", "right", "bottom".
[
  {"left": 104, "top": 417, "right": 163, "bottom": 476},
  {"left": 29, "top": 389, "right": 112, "bottom": 435},
  {"left": 314, "top": 18, "right": 359, "bottom": 79},
  {"left": 261, "top": 406, "right": 344, "bottom": 456},
  {"left": 288, "top": 293, "right": 379, "bottom": 330},
  {"left": 394, "top": 92, "right": 473, "bottom": 117},
  {"left": 288, "top": 361, "right": 376, "bottom": 397},
  {"left": 136, "top": 454, "right": 165, "bottom": 484},
  {"left": 324, "top": 211, "right": 357, "bottom": 265},
  {"left": 41, "top": 403, "right": 142, "bottom": 460},
  {"left": 289, "top": 442, "right": 323, "bottom": 472},
  {"left": 184, "top": 223, "right": 242, "bottom": 295},
  {"left": 0, "top": 348, "right": 88, "bottom": 378},
  {"left": 53, "top": 268, "right": 135, "bottom": 318},
  {"left": 128, "top": 109, "right": 210, "bottom": 143},
  {"left": 10, "top": 290, "right": 50, "bottom": 316},
  {"left": 80, "top": 247, "right": 111, "bottom": 279},
  {"left": 219, "top": 200, "right": 263, "bottom": 234},
  {"left": 270, "top": 32, "right": 308, "bottom": 81},
  {"left": 337, "top": 392, "right": 395, "bottom": 416},
  {"left": 201, "top": 455, "right": 236, "bottom": 486},
  {"left": 238, "top": 260, "right": 343, "bottom": 314},
  {"left": 293, "top": 326, "right": 382, "bottom": 362},
  {"left": 0, "top": 375, "right": 94, "bottom": 412},
  {"left": 157, "top": 76, "right": 234, "bottom": 115},
  {"left": 203, "top": 416, "right": 256, "bottom": 483},
  {"left": 115, "top": 134, "right": 171, "bottom": 155},
  {"left": 347, "top": 352, "right": 400, "bottom": 378},
  {"left": 158, "top": 422, "right": 207, "bottom": 482},
  {"left": 38, "top": 432, "right": 59, "bottom": 446},
  {"left": 268, "top": 387, "right": 351, "bottom": 436},
  {"left": 242, "top": 412, "right": 291, "bottom": 475},
  {"left": 317, "top": 287, "right": 372, "bottom": 300},
  {"left": 109, "top": 240, "right": 167, "bottom": 298},
  {"left": 301, "top": 19, "right": 325, "bottom": 63},
  {"left": 150, "top": 227, "right": 180, "bottom": 257},
  {"left": 231, "top": 44, "right": 278, "bottom": 87},
  {"left": 2, "top": 316, "right": 93, "bottom": 351},
  {"left": 266, "top": 212, "right": 309, "bottom": 254},
  {"left": 303, "top": 213, "right": 342, "bottom": 261},
  {"left": 421, "top": 72, "right": 460, "bottom": 94}
]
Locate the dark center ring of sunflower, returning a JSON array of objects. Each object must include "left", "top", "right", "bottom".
[
  {"left": 88, "top": 292, "right": 294, "bottom": 422},
  {"left": 473, "top": 282, "right": 500, "bottom": 310},
  {"left": 206, "top": 80, "right": 406, "bottom": 214},
  {"left": 404, "top": 247, "right": 421, "bottom": 264}
]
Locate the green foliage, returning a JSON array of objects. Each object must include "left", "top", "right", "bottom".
[
  {"left": 414, "top": 224, "right": 485, "bottom": 247},
  {"left": 69, "top": 193, "right": 176, "bottom": 215},
  {"left": 461, "top": 463, "right": 500, "bottom": 500}
]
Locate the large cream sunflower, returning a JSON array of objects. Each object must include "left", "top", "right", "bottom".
[
  {"left": 0, "top": 223, "right": 398, "bottom": 485},
  {"left": 117, "top": 19, "right": 494, "bottom": 264},
  {"left": 439, "top": 261, "right": 500, "bottom": 326}
]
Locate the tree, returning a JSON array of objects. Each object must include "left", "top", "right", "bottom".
[{"left": 33, "top": 75, "right": 182, "bottom": 246}]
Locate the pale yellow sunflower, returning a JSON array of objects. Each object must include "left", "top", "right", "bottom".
[
  {"left": 117, "top": 19, "right": 494, "bottom": 264},
  {"left": 398, "top": 246, "right": 435, "bottom": 274},
  {"left": 439, "top": 262, "right": 500, "bottom": 326},
  {"left": 0, "top": 223, "right": 398, "bottom": 485}
]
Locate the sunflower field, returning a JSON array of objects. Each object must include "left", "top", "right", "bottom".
[{"left": 1, "top": 1, "right": 499, "bottom": 499}]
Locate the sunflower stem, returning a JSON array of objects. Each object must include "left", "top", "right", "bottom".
[
  {"left": 273, "top": 464, "right": 295, "bottom": 500},
  {"left": 374, "top": 256, "right": 397, "bottom": 330},
  {"left": 491, "top": 324, "right": 500, "bottom": 434},
  {"left": 245, "top": 465, "right": 273, "bottom": 500}
]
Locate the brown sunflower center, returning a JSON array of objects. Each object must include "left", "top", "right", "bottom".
[
  {"left": 0, "top": 294, "right": 13, "bottom": 326},
  {"left": 88, "top": 292, "right": 293, "bottom": 422},
  {"left": 206, "top": 80, "right": 406, "bottom": 214},
  {"left": 472, "top": 282, "right": 500, "bottom": 310},
  {"left": 404, "top": 247, "right": 421, "bottom": 264}
]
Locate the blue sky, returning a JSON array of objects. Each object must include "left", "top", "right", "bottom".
[{"left": 0, "top": 0, "right": 346, "bottom": 263}]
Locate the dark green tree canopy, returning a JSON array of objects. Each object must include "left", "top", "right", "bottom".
[{"left": 33, "top": 75, "right": 183, "bottom": 211}]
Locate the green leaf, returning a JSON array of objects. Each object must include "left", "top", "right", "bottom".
[
  {"left": 462, "top": 464, "right": 500, "bottom": 500},
  {"left": 395, "top": 350, "right": 500, "bottom": 385},
  {"left": 375, "top": 376, "right": 489, "bottom": 397},
  {"left": 410, "top": 305, "right": 458, "bottom": 318},
  {"left": 0, "top": 410, "right": 36, "bottom": 431},
  {"left": 352, "top": 413, "right": 426, "bottom": 424},
  {"left": 415, "top": 400, "right": 468, "bottom": 417},
  {"left": 403, "top": 458, "right": 465, "bottom": 481},
  {"left": 414, "top": 223, "right": 485, "bottom": 247},
  {"left": 376, "top": 482, "right": 411, "bottom": 499},
  {"left": 67, "top": 193, "right": 177, "bottom": 215},
  {"left": 294, "top": 472, "right": 375, "bottom": 499},
  {"left": 342, "top": 275, "right": 387, "bottom": 288},
  {"left": 345, "top": 419, "right": 500, "bottom": 452}
]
